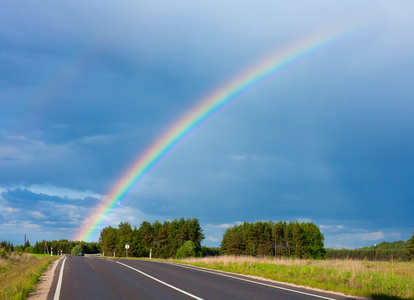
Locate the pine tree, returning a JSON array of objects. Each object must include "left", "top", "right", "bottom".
[
  {"left": 117, "top": 222, "right": 133, "bottom": 257},
  {"left": 99, "top": 226, "right": 118, "bottom": 256}
]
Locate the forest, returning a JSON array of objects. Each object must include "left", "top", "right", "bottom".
[
  {"left": 99, "top": 218, "right": 205, "bottom": 258},
  {"left": 221, "top": 220, "right": 325, "bottom": 259}
]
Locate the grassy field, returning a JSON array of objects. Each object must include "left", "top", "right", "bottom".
[
  {"left": 0, "top": 252, "right": 57, "bottom": 300},
  {"left": 173, "top": 256, "right": 414, "bottom": 300}
]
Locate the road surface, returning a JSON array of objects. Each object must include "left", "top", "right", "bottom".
[{"left": 47, "top": 256, "right": 360, "bottom": 300}]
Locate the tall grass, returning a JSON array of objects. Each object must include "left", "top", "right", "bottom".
[
  {"left": 175, "top": 256, "right": 414, "bottom": 300},
  {"left": 0, "top": 252, "right": 57, "bottom": 300}
]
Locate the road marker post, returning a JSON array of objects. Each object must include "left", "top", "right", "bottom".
[{"left": 125, "top": 244, "right": 130, "bottom": 257}]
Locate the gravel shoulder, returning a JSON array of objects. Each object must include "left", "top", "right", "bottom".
[{"left": 28, "top": 256, "right": 63, "bottom": 300}]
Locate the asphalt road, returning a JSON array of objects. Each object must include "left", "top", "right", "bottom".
[{"left": 48, "top": 256, "right": 360, "bottom": 300}]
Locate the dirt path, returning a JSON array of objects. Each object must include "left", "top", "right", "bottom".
[{"left": 28, "top": 256, "right": 63, "bottom": 300}]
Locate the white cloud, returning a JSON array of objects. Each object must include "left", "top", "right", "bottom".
[
  {"left": 360, "top": 231, "right": 385, "bottom": 241},
  {"left": 319, "top": 224, "right": 344, "bottom": 231},
  {"left": 324, "top": 230, "right": 389, "bottom": 249},
  {"left": 45, "top": 221, "right": 57, "bottom": 225},
  {"left": 296, "top": 218, "right": 312, "bottom": 223},
  {"left": 204, "top": 222, "right": 243, "bottom": 230},
  {"left": 5, "top": 220, "right": 42, "bottom": 230},
  {"left": 78, "top": 134, "right": 114, "bottom": 145},
  {"left": 228, "top": 154, "right": 258, "bottom": 161},
  {"left": 0, "top": 196, "right": 20, "bottom": 218},
  {"left": 229, "top": 155, "right": 246, "bottom": 161},
  {"left": 29, "top": 211, "right": 48, "bottom": 220},
  {"left": 388, "top": 232, "right": 402, "bottom": 239},
  {"left": 0, "top": 206, "right": 20, "bottom": 216},
  {"left": 205, "top": 236, "right": 220, "bottom": 243}
]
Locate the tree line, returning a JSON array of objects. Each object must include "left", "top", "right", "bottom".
[
  {"left": 0, "top": 239, "right": 99, "bottom": 255},
  {"left": 326, "top": 236, "right": 414, "bottom": 261},
  {"left": 220, "top": 220, "right": 326, "bottom": 259},
  {"left": 325, "top": 248, "right": 409, "bottom": 261},
  {"left": 3, "top": 223, "right": 412, "bottom": 261},
  {"left": 99, "top": 218, "right": 205, "bottom": 258},
  {"left": 32, "top": 239, "right": 99, "bottom": 255}
]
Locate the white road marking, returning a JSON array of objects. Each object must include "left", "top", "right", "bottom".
[
  {"left": 160, "top": 261, "right": 338, "bottom": 300},
  {"left": 114, "top": 261, "right": 204, "bottom": 300},
  {"left": 53, "top": 256, "right": 67, "bottom": 300}
]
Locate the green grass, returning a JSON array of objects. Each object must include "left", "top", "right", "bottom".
[
  {"left": 0, "top": 252, "right": 57, "bottom": 300},
  {"left": 172, "top": 256, "right": 414, "bottom": 300},
  {"left": 31, "top": 253, "right": 55, "bottom": 258}
]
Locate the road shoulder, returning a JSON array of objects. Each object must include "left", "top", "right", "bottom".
[{"left": 28, "top": 256, "right": 64, "bottom": 300}]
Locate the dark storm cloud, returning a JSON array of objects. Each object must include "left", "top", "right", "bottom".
[
  {"left": 1, "top": 188, "right": 97, "bottom": 207},
  {"left": 0, "top": 1, "right": 413, "bottom": 247}
]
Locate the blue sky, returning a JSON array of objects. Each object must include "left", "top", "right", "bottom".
[{"left": 1, "top": 1, "right": 413, "bottom": 249}]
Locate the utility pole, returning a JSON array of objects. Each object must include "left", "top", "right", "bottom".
[{"left": 44, "top": 240, "right": 49, "bottom": 255}]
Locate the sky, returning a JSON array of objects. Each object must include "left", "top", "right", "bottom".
[{"left": 1, "top": 1, "right": 413, "bottom": 249}]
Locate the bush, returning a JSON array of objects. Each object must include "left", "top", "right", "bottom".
[
  {"left": 71, "top": 245, "right": 83, "bottom": 256},
  {"left": 24, "top": 246, "right": 34, "bottom": 253},
  {"left": 0, "top": 248, "right": 8, "bottom": 259},
  {"left": 175, "top": 241, "right": 196, "bottom": 259}
]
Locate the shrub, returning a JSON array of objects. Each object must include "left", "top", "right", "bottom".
[
  {"left": 24, "top": 246, "right": 34, "bottom": 253},
  {"left": 71, "top": 245, "right": 83, "bottom": 256},
  {"left": 0, "top": 248, "right": 8, "bottom": 259},
  {"left": 175, "top": 241, "right": 196, "bottom": 259}
]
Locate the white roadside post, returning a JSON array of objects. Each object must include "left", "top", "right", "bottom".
[
  {"left": 125, "top": 244, "right": 130, "bottom": 258},
  {"left": 51, "top": 247, "right": 53, "bottom": 256},
  {"left": 150, "top": 248, "right": 152, "bottom": 259}
]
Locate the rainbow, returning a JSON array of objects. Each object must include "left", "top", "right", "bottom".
[{"left": 74, "top": 28, "right": 355, "bottom": 242}]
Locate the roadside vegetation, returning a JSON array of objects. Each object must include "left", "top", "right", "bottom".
[
  {"left": 174, "top": 255, "right": 414, "bottom": 300},
  {"left": 326, "top": 241, "right": 410, "bottom": 261},
  {"left": 0, "top": 249, "right": 57, "bottom": 300}
]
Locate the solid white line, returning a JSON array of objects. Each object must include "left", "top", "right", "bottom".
[
  {"left": 160, "top": 261, "right": 338, "bottom": 300},
  {"left": 115, "top": 261, "right": 204, "bottom": 300},
  {"left": 53, "top": 256, "right": 67, "bottom": 300}
]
